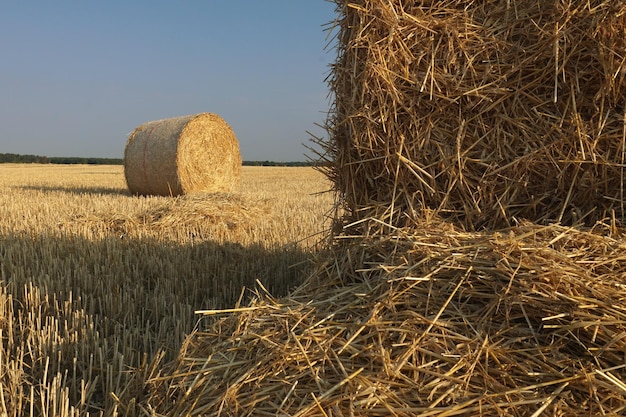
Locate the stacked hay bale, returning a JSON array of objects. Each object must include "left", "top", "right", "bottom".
[
  {"left": 130, "top": 1, "right": 626, "bottom": 415},
  {"left": 322, "top": 0, "right": 626, "bottom": 232},
  {"left": 124, "top": 113, "right": 241, "bottom": 196}
]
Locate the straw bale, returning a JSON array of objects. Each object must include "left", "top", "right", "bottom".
[
  {"left": 318, "top": 0, "right": 626, "bottom": 232},
  {"left": 124, "top": 113, "right": 241, "bottom": 196},
  {"left": 138, "top": 220, "right": 626, "bottom": 415}
]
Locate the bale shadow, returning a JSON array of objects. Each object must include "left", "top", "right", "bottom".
[{"left": 0, "top": 230, "right": 316, "bottom": 414}]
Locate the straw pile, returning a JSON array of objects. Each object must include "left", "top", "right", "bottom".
[
  {"left": 138, "top": 219, "right": 626, "bottom": 416},
  {"left": 62, "top": 192, "right": 268, "bottom": 240},
  {"left": 124, "top": 113, "right": 241, "bottom": 196},
  {"left": 318, "top": 0, "right": 626, "bottom": 232}
]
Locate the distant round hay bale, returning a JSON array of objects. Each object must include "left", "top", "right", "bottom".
[{"left": 124, "top": 113, "right": 241, "bottom": 196}]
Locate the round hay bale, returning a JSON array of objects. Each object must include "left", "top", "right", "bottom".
[{"left": 124, "top": 113, "right": 241, "bottom": 196}]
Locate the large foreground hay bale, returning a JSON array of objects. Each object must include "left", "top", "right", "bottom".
[
  {"left": 124, "top": 113, "right": 241, "bottom": 196},
  {"left": 319, "top": 0, "right": 626, "bottom": 232}
]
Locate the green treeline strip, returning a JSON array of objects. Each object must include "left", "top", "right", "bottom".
[
  {"left": 242, "top": 160, "right": 314, "bottom": 167},
  {"left": 0, "top": 153, "right": 314, "bottom": 167},
  {"left": 0, "top": 153, "right": 123, "bottom": 165}
]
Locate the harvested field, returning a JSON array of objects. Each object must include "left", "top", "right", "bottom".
[
  {"left": 4, "top": 1, "right": 626, "bottom": 415},
  {"left": 0, "top": 163, "right": 332, "bottom": 416}
]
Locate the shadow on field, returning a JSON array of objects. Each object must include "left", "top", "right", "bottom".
[
  {"left": 0, "top": 229, "right": 313, "bottom": 338},
  {"left": 0, "top": 230, "right": 316, "bottom": 414},
  {"left": 16, "top": 184, "right": 130, "bottom": 196}
]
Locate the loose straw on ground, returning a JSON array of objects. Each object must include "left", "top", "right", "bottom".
[{"left": 138, "top": 219, "right": 626, "bottom": 416}]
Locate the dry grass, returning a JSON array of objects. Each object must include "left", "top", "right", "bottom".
[{"left": 0, "top": 163, "right": 332, "bottom": 416}]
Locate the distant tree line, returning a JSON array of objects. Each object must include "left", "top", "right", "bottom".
[
  {"left": 0, "top": 153, "right": 123, "bottom": 165},
  {"left": 49, "top": 156, "right": 124, "bottom": 165},
  {"left": 0, "top": 153, "right": 50, "bottom": 163},
  {"left": 0, "top": 153, "right": 315, "bottom": 167},
  {"left": 242, "top": 160, "right": 315, "bottom": 167}
]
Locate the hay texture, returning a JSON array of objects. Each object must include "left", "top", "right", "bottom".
[
  {"left": 319, "top": 0, "right": 626, "bottom": 232},
  {"left": 124, "top": 113, "right": 241, "bottom": 196},
  {"left": 137, "top": 220, "right": 626, "bottom": 416}
]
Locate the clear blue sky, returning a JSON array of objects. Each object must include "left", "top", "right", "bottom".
[{"left": 0, "top": 1, "right": 337, "bottom": 161}]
